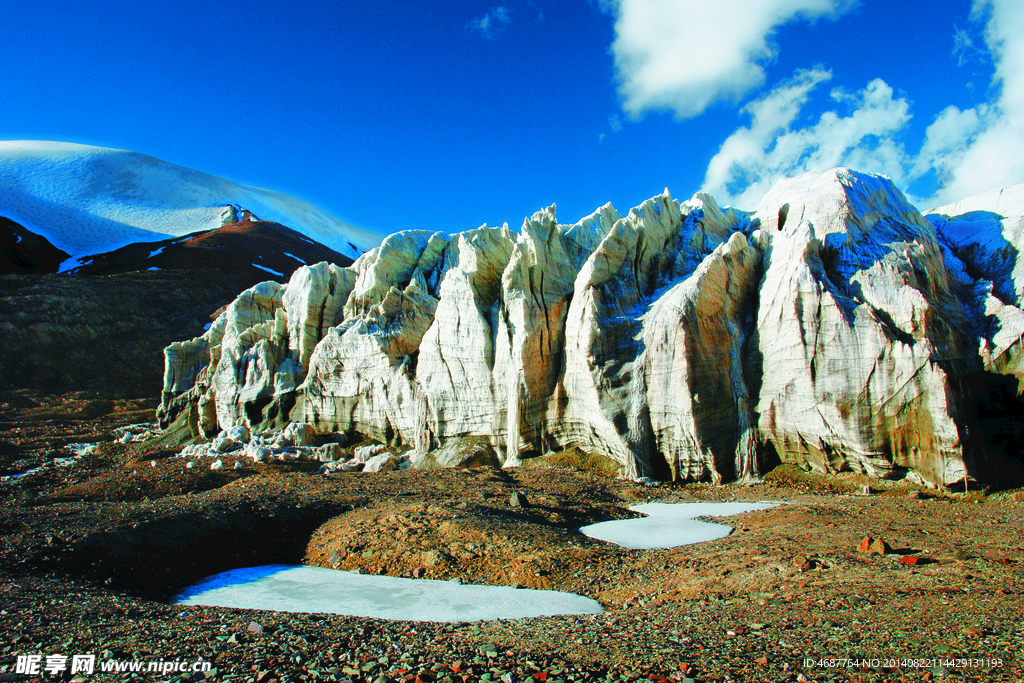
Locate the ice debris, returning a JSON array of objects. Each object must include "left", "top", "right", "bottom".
[{"left": 174, "top": 421, "right": 411, "bottom": 473}]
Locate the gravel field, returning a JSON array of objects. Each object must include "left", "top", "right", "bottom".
[{"left": 1, "top": 391, "right": 1022, "bottom": 683}]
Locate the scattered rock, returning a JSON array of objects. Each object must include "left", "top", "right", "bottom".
[
  {"left": 510, "top": 491, "right": 528, "bottom": 508},
  {"left": 857, "top": 536, "right": 873, "bottom": 553},
  {"left": 210, "top": 459, "right": 224, "bottom": 471},
  {"left": 247, "top": 621, "right": 263, "bottom": 634},
  {"left": 210, "top": 436, "right": 237, "bottom": 453},
  {"left": 868, "top": 538, "right": 891, "bottom": 555}
]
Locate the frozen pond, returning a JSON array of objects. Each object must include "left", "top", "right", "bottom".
[
  {"left": 581, "top": 502, "right": 776, "bottom": 549},
  {"left": 174, "top": 565, "right": 603, "bottom": 622}
]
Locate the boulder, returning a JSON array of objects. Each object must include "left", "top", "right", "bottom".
[
  {"left": 354, "top": 443, "right": 390, "bottom": 463},
  {"left": 315, "top": 443, "right": 345, "bottom": 462},
  {"left": 244, "top": 442, "right": 272, "bottom": 462},
  {"left": 210, "top": 436, "right": 237, "bottom": 453},
  {"left": 282, "top": 422, "right": 317, "bottom": 447},
  {"left": 412, "top": 437, "right": 500, "bottom": 470},
  {"left": 362, "top": 453, "right": 399, "bottom": 473}
]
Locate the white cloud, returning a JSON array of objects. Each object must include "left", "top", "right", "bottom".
[
  {"left": 911, "top": 105, "right": 983, "bottom": 182},
  {"left": 952, "top": 26, "right": 983, "bottom": 67},
  {"left": 468, "top": 6, "right": 511, "bottom": 39},
  {"left": 700, "top": 0, "right": 1024, "bottom": 209},
  {"left": 928, "top": 0, "right": 1024, "bottom": 204},
  {"left": 702, "top": 70, "right": 910, "bottom": 208},
  {"left": 606, "top": 0, "right": 855, "bottom": 120}
]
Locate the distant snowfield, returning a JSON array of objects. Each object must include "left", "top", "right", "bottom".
[
  {"left": 0, "top": 141, "right": 384, "bottom": 265},
  {"left": 581, "top": 502, "right": 777, "bottom": 549},
  {"left": 174, "top": 565, "right": 603, "bottom": 622},
  {"left": 927, "top": 182, "right": 1024, "bottom": 219}
]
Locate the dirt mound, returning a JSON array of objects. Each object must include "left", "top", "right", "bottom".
[
  {"left": 68, "top": 219, "right": 352, "bottom": 281},
  {"left": 305, "top": 490, "right": 633, "bottom": 590},
  {"left": 0, "top": 216, "right": 69, "bottom": 273}
]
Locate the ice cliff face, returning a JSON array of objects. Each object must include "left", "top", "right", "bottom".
[{"left": 158, "top": 169, "right": 1024, "bottom": 488}]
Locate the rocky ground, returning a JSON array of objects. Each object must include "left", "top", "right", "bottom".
[{"left": 1, "top": 391, "right": 1022, "bottom": 682}]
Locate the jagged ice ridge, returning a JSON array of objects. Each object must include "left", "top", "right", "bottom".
[{"left": 158, "top": 168, "right": 1024, "bottom": 489}]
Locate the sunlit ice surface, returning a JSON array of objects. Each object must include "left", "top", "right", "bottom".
[
  {"left": 581, "top": 502, "right": 777, "bottom": 549},
  {"left": 174, "top": 565, "right": 603, "bottom": 622}
]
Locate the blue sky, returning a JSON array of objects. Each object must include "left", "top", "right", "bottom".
[{"left": 3, "top": 0, "right": 1021, "bottom": 235}]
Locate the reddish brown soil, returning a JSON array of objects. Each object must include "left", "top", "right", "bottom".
[{"left": 0, "top": 392, "right": 1022, "bottom": 682}]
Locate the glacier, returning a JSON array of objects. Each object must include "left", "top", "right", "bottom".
[{"left": 157, "top": 168, "right": 1024, "bottom": 489}]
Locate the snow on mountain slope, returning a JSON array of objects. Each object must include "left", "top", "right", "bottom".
[
  {"left": 0, "top": 141, "right": 384, "bottom": 268},
  {"left": 926, "top": 182, "right": 1024, "bottom": 219}
]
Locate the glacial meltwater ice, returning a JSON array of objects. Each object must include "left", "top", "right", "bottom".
[
  {"left": 580, "top": 502, "right": 776, "bottom": 549},
  {"left": 173, "top": 565, "right": 603, "bottom": 622}
]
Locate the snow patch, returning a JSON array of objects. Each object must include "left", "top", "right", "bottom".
[
  {"left": 581, "top": 502, "right": 777, "bottom": 549},
  {"left": 283, "top": 252, "right": 306, "bottom": 264},
  {"left": 147, "top": 267, "right": 161, "bottom": 271},
  {"left": 57, "top": 256, "right": 92, "bottom": 273},
  {"left": 148, "top": 246, "right": 166, "bottom": 258},
  {"left": 174, "top": 565, "right": 603, "bottom": 621},
  {"left": 253, "top": 263, "right": 284, "bottom": 277}
]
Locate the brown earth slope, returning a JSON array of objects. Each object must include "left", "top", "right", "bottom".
[{"left": 0, "top": 219, "right": 354, "bottom": 398}]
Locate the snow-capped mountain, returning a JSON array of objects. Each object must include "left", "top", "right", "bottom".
[{"left": 0, "top": 141, "right": 384, "bottom": 270}]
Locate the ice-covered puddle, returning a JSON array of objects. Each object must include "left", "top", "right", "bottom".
[
  {"left": 174, "top": 565, "right": 603, "bottom": 622},
  {"left": 581, "top": 502, "right": 777, "bottom": 549}
]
